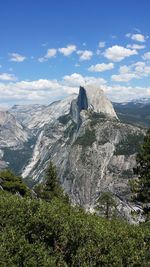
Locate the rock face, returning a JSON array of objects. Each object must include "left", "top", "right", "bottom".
[
  {"left": 10, "top": 95, "right": 77, "bottom": 132},
  {"left": 71, "top": 86, "right": 118, "bottom": 127},
  {"left": 0, "top": 110, "right": 28, "bottom": 148},
  {"left": 0, "top": 86, "right": 146, "bottom": 221},
  {"left": 84, "top": 85, "right": 118, "bottom": 118}
]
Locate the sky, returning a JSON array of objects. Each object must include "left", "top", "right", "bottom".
[{"left": 0, "top": 0, "right": 150, "bottom": 107}]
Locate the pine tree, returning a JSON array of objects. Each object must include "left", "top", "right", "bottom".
[
  {"left": 35, "top": 161, "right": 68, "bottom": 202},
  {"left": 0, "top": 169, "right": 29, "bottom": 196},
  {"left": 96, "top": 192, "right": 117, "bottom": 219}
]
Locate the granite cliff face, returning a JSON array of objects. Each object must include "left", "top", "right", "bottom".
[
  {"left": 71, "top": 86, "right": 117, "bottom": 126},
  {"left": 0, "top": 110, "right": 29, "bottom": 170},
  {"left": 0, "top": 86, "right": 146, "bottom": 221},
  {"left": 0, "top": 110, "right": 28, "bottom": 147}
]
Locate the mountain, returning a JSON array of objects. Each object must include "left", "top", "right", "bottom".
[
  {"left": 0, "top": 110, "right": 28, "bottom": 147},
  {"left": 0, "top": 87, "right": 147, "bottom": 221},
  {"left": 114, "top": 98, "right": 150, "bottom": 128},
  {"left": 0, "top": 110, "right": 29, "bottom": 170},
  {"left": 10, "top": 94, "right": 77, "bottom": 131}
]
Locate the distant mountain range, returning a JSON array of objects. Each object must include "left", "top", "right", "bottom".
[{"left": 113, "top": 98, "right": 150, "bottom": 128}]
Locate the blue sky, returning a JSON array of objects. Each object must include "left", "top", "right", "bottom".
[{"left": 0, "top": 0, "right": 150, "bottom": 106}]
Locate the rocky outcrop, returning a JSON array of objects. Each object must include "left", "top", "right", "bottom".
[
  {"left": 0, "top": 110, "right": 28, "bottom": 148},
  {"left": 10, "top": 94, "right": 77, "bottom": 132},
  {"left": 71, "top": 86, "right": 118, "bottom": 127},
  {"left": 85, "top": 85, "right": 118, "bottom": 118}
]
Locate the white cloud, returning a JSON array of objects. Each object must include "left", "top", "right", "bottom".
[
  {"left": 63, "top": 73, "right": 106, "bottom": 87},
  {"left": 142, "top": 51, "right": 150, "bottom": 61},
  {"left": 111, "top": 61, "right": 150, "bottom": 82},
  {"left": 77, "top": 50, "right": 93, "bottom": 61},
  {"left": 134, "top": 61, "right": 150, "bottom": 76},
  {"left": 9, "top": 53, "right": 26, "bottom": 62},
  {"left": 126, "top": 44, "right": 146, "bottom": 50},
  {"left": 38, "top": 48, "right": 57, "bottom": 62},
  {"left": 104, "top": 45, "right": 137, "bottom": 62},
  {"left": 104, "top": 84, "right": 150, "bottom": 102},
  {"left": 0, "top": 73, "right": 17, "bottom": 81},
  {"left": 45, "top": 49, "right": 57, "bottom": 58},
  {"left": 131, "top": 34, "right": 146, "bottom": 42},
  {"left": 0, "top": 74, "right": 150, "bottom": 105},
  {"left": 98, "top": 41, "right": 105, "bottom": 48},
  {"left": 112, "top": 73, "right": 136, "bottom": 82},
  {"left": 59, "top": 45, "right": 76, "bottom": 56},
  {"left": 88, "top": 62, "right": 114, "bottom": 72},
  {"left": 0, "top": 79, "right": 69, "bottom": 104},
  {"left": 15, "top": 79, "right": 61, "bottom": 90},
  {"left": 38, "top": 57, "right": 47, "bottom": 63},
  {"left": 126, "top": 33, "right": 147, "bottom": 42}
]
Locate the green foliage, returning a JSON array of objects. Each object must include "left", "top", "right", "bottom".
[
  {"left": 114, "top": 133, "right": 144, "bottom": 156},
  {"left": 96, "top": 192, "right": 117, "bottom": 219},
  {"left": 34, "top": 161, "right": 68, "bottom": 203},
  {"left": 74, "top": 128, "right": 96, "bottom": 147},
  {"left": 0, "top": 191, "right": 150, "bottom": 266},
  {"left": 0, "top": 169, "right": 29, "bottom": 196},
  {"left": 90, "top": 112, "right": 107, "bottom": 126},
  {"left": 132, "top": 129, "right": 150, "bottom": 219}
]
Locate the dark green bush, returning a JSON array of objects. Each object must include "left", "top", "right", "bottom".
[{"left": 0, "top": 191, "right": 150, "bottom": 266}]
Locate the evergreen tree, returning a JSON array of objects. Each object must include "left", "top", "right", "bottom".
[
  {"left": 34, "top": 161, "right": 68, "bottom": 202},
  {"left": 133, "top": 128, "right": 150, "bottom": 219},
  {"left": 0, "top": 169, "right": 29, "bottom": 196},
  {"left": 96, "top": 192, "right": 117, "bottom": 219}
]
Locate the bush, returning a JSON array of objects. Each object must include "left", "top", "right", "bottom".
[{"left": 0, "top": 191, "right": 150, "bottom": 266}]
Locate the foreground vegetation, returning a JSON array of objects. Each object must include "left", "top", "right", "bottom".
[{"left": 0, "top": 190, "right": 150, "bottom": 267}]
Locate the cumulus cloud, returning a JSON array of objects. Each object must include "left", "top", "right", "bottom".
[
  {"left": 63, "top": 73, "right": 106, "bottom": 88},
  {"left": 45, "top": 49, "right": 57, "bottom": 58},
  {"left": 77, "top": 50, "right": 93, "bottom": 61},
  {"left": 38, "top": 48, "right": 57, "bottom": 62},
  {"left": 9, "top": 53, "right": 26, "bottom": 62},
  {"left": 126, "top": 44, "right": 146, "bottom": 50},
  {"left": 0, "top": 73, "right": 17, "bottom": 81},
  {"left": 0, "top": 79, "right": 69, "bottom": 104},
  {"left": 58, "top": 45, "right": 76, "bottom": 56},
  {"left": 98, "top": 41, "right": 105, "bottom": 48},
  {"left": 112, "top": 72, "right": 136, "bottom": 82},
  {"left": 111, "top": 61, "right": 150, "bottom": 82},
  {"left": 105, "top": 84, "right": 150, "bottom": 102},
  {"left": 88, "top": 63, "right": 114, "bottom": 72},
  {"left": 126, "top": 33, "right": 147, "bottom": 42},
  {"left": 0, "top": 74, "right": 150, "bottom": 106},
  {"left": 104, "top": 45, "right": 137, "bottom": 62},
  {"left": 142, "top": 51, "right": 150, "bottom": 61}
]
